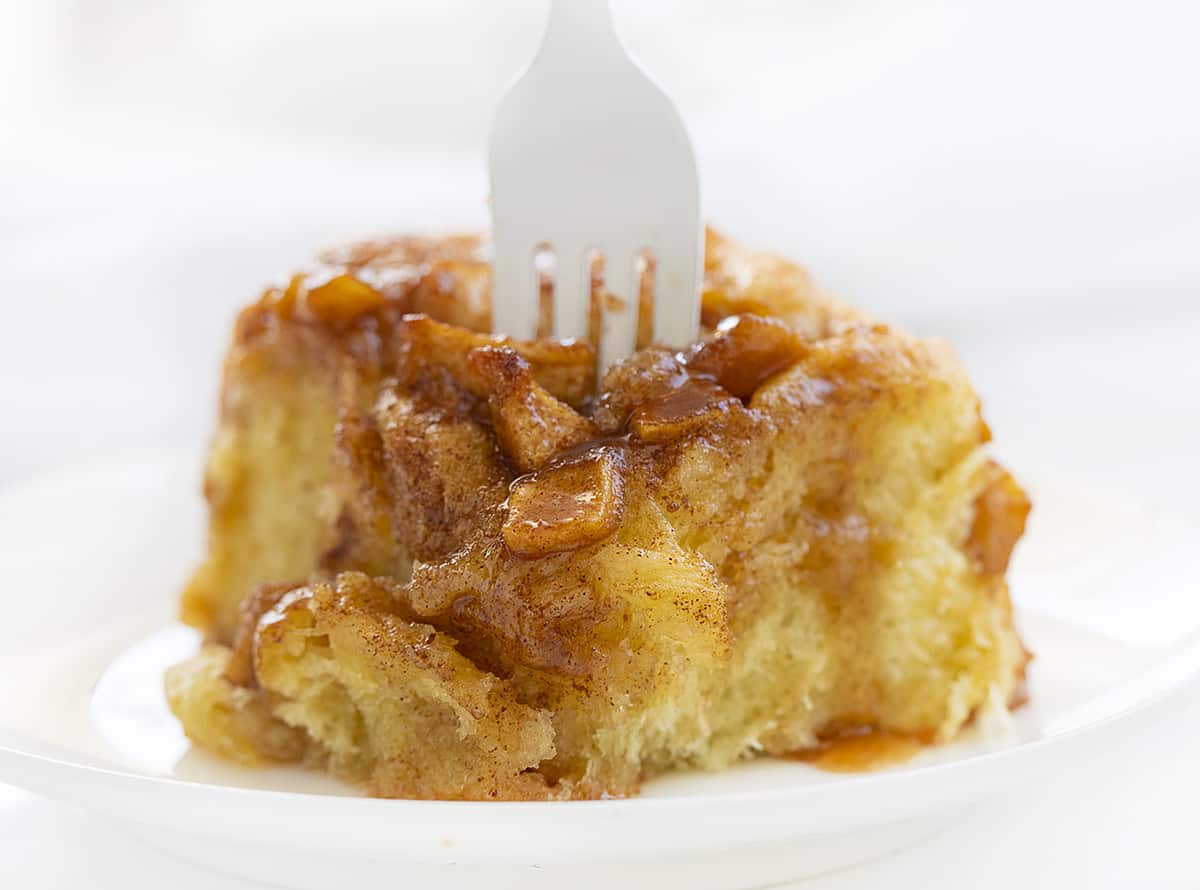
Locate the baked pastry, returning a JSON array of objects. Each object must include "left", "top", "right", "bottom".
[{"left": 166, "top": 230, "right": 1030, "bottom": 800}]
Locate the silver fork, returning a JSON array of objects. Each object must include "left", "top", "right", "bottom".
[{"left": 488, "top": 0, "right": 702, "bottom": 372}]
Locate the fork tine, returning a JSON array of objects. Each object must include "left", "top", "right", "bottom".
[
  {"left": 599, "top": 246, "right": 640, "bottom": 372},
  {"left": 488, "top": 0, "right": 701, "bottom": 368},
  {"left": 649, "top": 240, "right": 702, "bottom": 350},
  {"left": 491, "top": 237, "right": 541, "bottom": 340},
  {"left": 552, "top": 243, "right": 590, "bottom": 343}
]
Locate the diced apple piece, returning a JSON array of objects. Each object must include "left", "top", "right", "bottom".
[
  {"left": 629, "top": 379, "right": 744, "bottom": 443},
  {"left": 396, "top": 314, "right": 595, "bottom": 405},
  {"left": 304, "top": 273, "right": 386, "bottom": 322},
  {"left": 685, "top": 314, "right": 806, "bottom": 400},
  {"left": 469, "top": 346, "right": 598, "bottom": 473},
  {"left": 503, "top": 448, "right": 625, "bottom": 557}
]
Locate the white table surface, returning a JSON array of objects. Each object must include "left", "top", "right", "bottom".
[{"left": 2, "top": 164, "right": 1197, "bottom": 887}]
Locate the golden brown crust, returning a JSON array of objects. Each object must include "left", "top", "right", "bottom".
[
  {"left": 967, "top": 461, "right": 1033, "bottom": 576},
  {"left": 224, "top": 582, "right": 298, "bottom": 688},
  {"left": 700, "top": 229, "right": 862, "bottom": 336},
  {"left": 252, "top": 573, "right": 561, "bottom": 800},
  {"left": 165, "top": 645, "right": 310, "bottom": 766}
]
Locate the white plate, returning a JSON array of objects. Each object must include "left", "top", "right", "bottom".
[{"left": 0, "top": 449, "right": 1197, "bottom": 890}]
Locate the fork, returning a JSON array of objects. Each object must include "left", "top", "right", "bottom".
[{"left": 488, "top": 0, "right": 702, "bottom": 373}]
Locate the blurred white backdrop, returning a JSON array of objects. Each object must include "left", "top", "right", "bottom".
[
  {"left": 5, "top": 0, "right": 1199, "bottom": 317},
  {"left": 3, "top": 5, "right": 1200, "bottom": 886},
  {"left": 1, "top": 0, "right": 1199, "bottom": 489}
]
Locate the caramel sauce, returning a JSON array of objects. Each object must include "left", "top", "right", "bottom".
[
  {"left": 522, "top": 485, "right": 600, "bottom": 528},
  {"left": 634, "top": 379, "right": 733, "bottom": 424},
  {"left": 629, "top": 379, "right": 740, "bottom": 442},
  {"left": 788, "top": 727, "right": 925, "bottom": 773}
]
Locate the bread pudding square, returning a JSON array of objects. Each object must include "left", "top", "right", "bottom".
[{"left": 167, "top": 229, "right": 1029, "bottom": 800}]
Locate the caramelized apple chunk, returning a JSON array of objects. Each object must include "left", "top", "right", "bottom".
[
  {"left": 685, "top": 314, "right": 807, "bottom": 400},
  {"left": 591, "top": 347, "right": 691, "bottom": 433},
  {"left": 303, "top": 272, "right": 386, "bottom": 322},
  {"left": 468, "top": 346, "right": 599, "bottom": 473},
  {"left": 396, "top": 314, "right": 595, "bottom": 405},
  {"left": 409, "top": 259, "right": 493, "bottom": 332},
  {"left": 503, "top": 447, "right": 626, "bottom": 557}
]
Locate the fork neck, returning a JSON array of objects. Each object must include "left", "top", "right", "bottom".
[{"left": 543, "top": 0, "right": 618, "bottom": 50}]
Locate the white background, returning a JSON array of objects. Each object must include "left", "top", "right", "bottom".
[{"left": 1, "top": 0, "right": 1199, "bottom": 886}]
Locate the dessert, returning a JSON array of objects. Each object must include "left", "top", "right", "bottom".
[{"left": 166, "top": 229, "right": 1030, "bottom": 800}]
